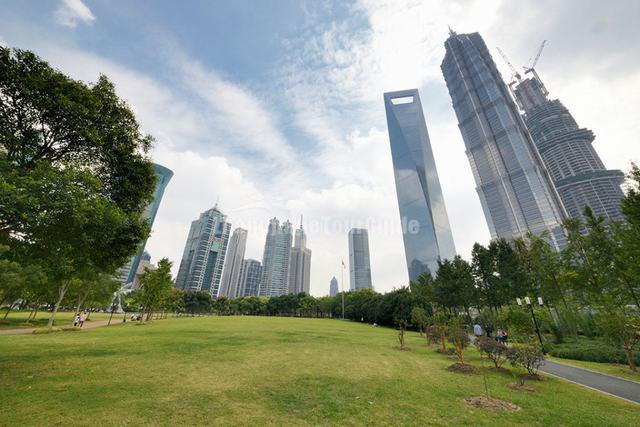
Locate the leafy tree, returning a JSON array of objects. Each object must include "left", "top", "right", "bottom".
[
  {"left": 0, "top": 245, "right": 23, "bottom": 318},
  {"left": 66, "top": 273, "right": 120, "bottom": 324},
  {"left": 475, "top": 336, "right": 509, "bottom": 369},
  {"left": 598, "top": 311, "right": 640, "bottom": 372},
  {"left": 183, "top": 291, "right": 212, "bottom": 314},
  {"left": 507, "top": 344, "right": 545, "bottom": 385},
  {"left": 136, "top": 258, "right": 173, "bottom": 321},
  {"left": 433, "top": 256, "right": 476, "bottom": 317},
  {"left": 0, "top": 47, "right": 156, "bottom": 328},
  {"left": 411, "top": 306, "right": 430, "bottom": 339},
  {"left": 447, "top": 316, "right": 471, "bottom": 364}
]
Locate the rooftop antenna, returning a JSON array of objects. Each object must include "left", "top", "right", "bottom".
[
  {"left": 300, "top": 214, "right": 303, "bottom": 230},
  {"left": 448, "top": 25, "right": 456, "bottom": 37},
  {"left": 213, "top": 196, "right": 219, "bottom": 210}
]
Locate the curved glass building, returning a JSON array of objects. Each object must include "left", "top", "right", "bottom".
[{"left": 384, "top": 89, "right": 456, "bottom": 280}]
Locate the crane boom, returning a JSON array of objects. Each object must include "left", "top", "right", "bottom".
[
  {"left": 525, "top": 40, "right": 546, "bottom": 73},
  {"left": 496, "top": 47, "right": 521, "bottom": 81}
]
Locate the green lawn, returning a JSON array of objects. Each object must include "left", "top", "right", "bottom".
[
  {"left": 0, "top": 316, "right": 638, "bottom": 426},
  {"left": 0, "top": 310, "right": 114, "bottom": 330}
]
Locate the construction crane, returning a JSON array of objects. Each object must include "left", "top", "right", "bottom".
[
  {"left": 496, "top": 47, "right": 522, "bottom": 82},
  {"left": 524, "top": 40, "right": 546, "bottom": 74}
]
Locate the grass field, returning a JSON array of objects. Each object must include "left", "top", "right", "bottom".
[
  {"left": 1, "top": 316, "right": 638, "bottom": 426},
  {"left": 0, "top": 311, "right": 114, "bottom": 330}
]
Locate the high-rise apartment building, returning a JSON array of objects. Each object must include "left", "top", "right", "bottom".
[
  {"left": 259, "top": 218, "right": 293, "bottom": 297},
  {"left": 175, "top": 206, "right": 231, "bottom": 296},
  {"left": 441, "top": 31, "right": 566, "bottom": 249},
  {"left": 348, "top": 228, "right": 372, "bottom": 291},
  {"left": 219, "top": 228, "right": 248, "bottom": 298},
  {"left": 116, "top": 163, "right": 173, "bottom": 286},
  {"left": 238, "top": 259, "right": 262, "bottom": 297},
  {"left": 512, "top": 76, "right": 625, "bottom": 222},
  {"left": 329, "top": 276, "right": 339, "bottom": 297},
  {"left": 384, "top": 89, "right": 457, "bottom": 279},
  {"left": 288, "top": 221, "right": 312, "bottom": 295}
]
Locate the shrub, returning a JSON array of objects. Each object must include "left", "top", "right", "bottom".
[
  {"left": 507, "top": 344, "right": 545, "bottom": 385},
  {"left": 32, "top": 327, "right": 62, "bottom": 334},
  {"left": 60, "top": 326, "right": 82, "bottom": 332},
  {"left": 475, "top": 336, "right": 508, "bottom": 368},
  {"left": 547, "top": 339, "right": 640, "bottom": 365},
  {"left": 447, "top": 317, "right": 470, "bottom": 364}
]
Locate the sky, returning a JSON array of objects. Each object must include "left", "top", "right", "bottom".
[{"left": 2, "top": 0, "right": 639, "bottom": 296}]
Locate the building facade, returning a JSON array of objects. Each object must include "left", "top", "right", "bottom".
[
  {"left": 175, "top": 206, "right": 231, "bottom": 297},
  {"left": 441, "top": 31, "right": 566, "bottom": 249},
  {"left": 238, "top": 259, "right": 262, "bottom": 297},
  {"left": 288, "top": 222, "right": 312, "bottom": 295},
  {"left": 259, "top": 218, "right": 293, "bottom": 297},
  {"left": 329, "top": 276, "right": 339, "bottom": 297},
  {"left": 384, "top": 89, "right": 457, "bottom": 279},
  {"left": 116, "top": 163, "right": 173, "bottom": 286},
  {"left": 219, "top": 228, "right": 248, "bottom": 298},
  {"left": 348, "top": 228, "right": 373, "bottom": 291},
  {"left": 513, "top": 77, "right": 625, "bottom": 222},
  {"left": 131, "top": 251, "right": 156, "bottom": 290}
]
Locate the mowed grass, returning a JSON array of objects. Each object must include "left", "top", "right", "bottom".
[
  {"left": 0, "top": 311, "right": 114, "bottom": 330},
  {"left": 0, "top": 317, "right": 638, "bottom": 426}
]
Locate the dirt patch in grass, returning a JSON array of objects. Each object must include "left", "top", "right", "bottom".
[
  {"left": 447, "top": 363, "right": 478, "bottom": 374},
  {"left": 507, "top": 382, "right": 536, "bottom": 392},
  {"left": 464, "top": 396, "right": 520, "bottom": 412},
  {"left": 436, "top": 348, "right": 455, "bottom": 355}
]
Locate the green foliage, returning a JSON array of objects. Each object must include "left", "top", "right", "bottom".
[
  {"left": 507, "top": 344, "right": 545, "bottom": 384},
  {"left": 32, "top": 327, "right": 62, "bottom": 334},
  {"left": 497, "top": 305, "right": 534, "bottom": 342},
  {"left": 547, "top": 338, "right": 640, "bottom": 365},
  {"left": 475, "top": 336, "right": 509, "bottom": 368},
  {"left": 136, "top": 258, "right": 173, "bottom": 319},
  {"left": 182, "top": 291, "right": 212, "bottom": 314},
  {"left": 597, "top": 311, "right": 640, "bottom": 370},
  {"left": 432, "top": 256, "right": 475, "bottom": 315},
  {"left": 447, "top": 316, "right": 470, "bottom": 364}
]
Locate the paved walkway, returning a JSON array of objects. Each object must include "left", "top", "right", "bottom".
[
  {"left": 0, "top": 318, "right": 125, "bottom": 336},
  {"left": 540, "top": 359, "right": 640, "bottom": 404}
]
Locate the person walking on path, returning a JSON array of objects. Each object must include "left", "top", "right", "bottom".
[
  {"left": 473, "top": 322, "right": 483, "bottom": 338},
  {"left": 79, "top": 312, "right": 87, "bottom": 328},
  {"left": 73, "top": 314, "right": 80, "bottom": 327}
]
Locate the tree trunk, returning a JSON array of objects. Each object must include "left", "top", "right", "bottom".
[
  {"left": 624, "top": 347, "right": 637, "bottom": 372},
  {"left": 3, "top": 306, "right": 11, "bottom": 320},
  {"left": 71, "top": 294, "right": 83, "bottom": 325},
  {"left": 47, "top": 281, "right": 71, "bottom": 329}
]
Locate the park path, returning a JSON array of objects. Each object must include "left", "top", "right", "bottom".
[
  {"left": 540, "top": 359, "right": 640, "bottom": 404},
  {"left": 0, "top": 318, "right": 124, "bottom": 336}
]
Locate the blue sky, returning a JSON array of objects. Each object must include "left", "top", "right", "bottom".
[{"left": 3, "top": 0, "right": 639, "bottom": 295}]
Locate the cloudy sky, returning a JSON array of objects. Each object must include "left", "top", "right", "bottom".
[{"left": 3, "top": 0, "right": 639, "bottom": 295}]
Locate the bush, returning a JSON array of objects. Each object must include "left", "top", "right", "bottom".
[
  {"left": 507, "top": 344, "right": 545, "bottom": 384},
  {"left": 548, "top": 338, "right": 640, "bottom": 365},
  {"left": 60, "top": 326, "right": 82, "bottom": 332},
  {"left": 33, "top": 327, "right": 62, "bottom": 334},
  {"left": 475, "top": 336, "right": 508, "bottom": 368}
]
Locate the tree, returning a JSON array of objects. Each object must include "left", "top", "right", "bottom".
[
  {"left": 136, "top": 259, "right": 173, "bottom": 321},
  {"left": 598, "top": 311, "right": 640, "bottom": 372},
  {"left": 507, "top": 344, "right": 545, "bottom": 385},
  {"left": 411, "top": 306, "right": 430, "bottom": 339},
  {"left": 475, "top": 336, "right": 509, "bottom": 369},
  {"left": 447, "top": 316, "right": 471, "bottom": 364},
  {"left": 66, "top": 273, "right": 119, "bottom": 324},
  {"left": 1, "top": 47, "right": 156, "bottom": 328},
  {"left": 433, "top": 256, "right": 476, "bottom": 317},
  {"left": 183, "top": 291, "right": 212, "bottom": 314},
  {"left": 0, "top": 245, "right": 23, "bottom": 318}
]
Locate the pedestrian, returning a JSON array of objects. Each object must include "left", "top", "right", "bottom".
[
  {"left": 79, "top": 312, "right": 87, "bottom": 327},
  {"left": 496, "top": 328, "right": 503, "bottom": 342},
  {"left": 473, "top": 322, "right": 483, "bottom": 338},
  {"left": 73, "top": 314, "right": 80, "bottom": 327},
  {"left": 501, "top": 329, "right": 508, "bottom": 344},
  {"left": 485, "top": 325, "right": 493, "bottom": 338}
]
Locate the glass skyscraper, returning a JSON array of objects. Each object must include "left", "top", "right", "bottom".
[
  {"left": 116, "top": 163, "right": 173, "bottom": 286},
  {"left": 441, "top": 31, "right": 566, "bottom": 250},
  {"left": 348, "top": 228, "right": 372, "bottom": 291},
  {"left": 384, "top": 89, "right": 457, "bottom": 279},
  {"left": 238, "top": 259, "right": 262, "bottom": 297},
  {"left": 513, "top": 76, "right": 625, "bottom": 222},
  {"left": 288, "top": 222, "right": 312, "bottom": 295},
  {"left": 329, "top": 276, "right": 339, "bottom": 297},
  {"left": 259, "top": 218, "right": 293, "bottom": 297},
  {"left": 175, "top": 206, "right": 231, "bottom": 296},
  {"left": 219, "top": 228, "right": 248, "bottom": 298}
]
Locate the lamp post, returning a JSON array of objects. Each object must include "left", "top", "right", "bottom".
[{"left": 517, "top": 296, "right": 545, "bottom": 351}]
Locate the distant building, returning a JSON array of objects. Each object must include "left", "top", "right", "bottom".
[
  {"left": 384, "top": 88, "right": 457, "bottom": 280},
  {"left": 329, "top": 276, "right": 339, "bottom": 297},
  {"left": 131, "top": 251, "right": 156, "bottom": 290},
  {"left": 238, "top": 259, "right": 262, "bottom": 297},
  {"left": 116, "top": 163, "right": 173, "bottom": 286},
  {"left": 219, "top": 228, "right": 248, "bottom": 298},
  {"left": 175, "top": 206, "right": 231, "bottom": 297},
  {"left": 513, "top": 75, "right": 625, "bottom": 222},
  {"left": 288, "top": 220, "right": 312, "bottom": 295},
  {"left": 441, "top": 31, "right": 566, "bottom": 250},
  {"left": 348, "top": 228, "right": 372, "bottom": 291},
  {"left": 259, "top": 218, "right": 293, "bottom": 297}
]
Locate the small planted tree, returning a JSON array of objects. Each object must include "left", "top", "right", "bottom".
[
  {"left": 475, "top": 336, "right": 509, "bottom": 369},
  {"left": 507, "top": 344, "right": 545, "bottom": 386},
  {"left": 411, "top": 306, "right": 430, "bottom": 339},
  {"left": 136, "top": 259, "right": 173, "bottom": 322},
  {"left": 447, "top": 316, "right": 471, "bottom": 365},
  {"left": 599, "top": 311, "right": 640, "bottom": 372},
  {"left": 432, "top": 312, "right": 449, "bottom": 353}
]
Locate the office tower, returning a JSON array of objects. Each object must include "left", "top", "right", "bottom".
[
  {"left": 348, "top": 228, "right": 372, "bottom": 291},
  {"left": 219, "top": 228, "right": 248, "bottom": 298},
  {"left": 384, "top": 89, "right": 457, "bottom": 279},
  {"left": 329, "top": 277, "right": 339, "bottom": 297},
  {"left": 116, "top": 163, "right": 173, "bottom": 286},
  {"left": 131, "top": 252, "right": 156, "bottom": 290},
  {"left": 259, "top": 218, "right": 293, "bottom": 297},
  {"left": 512, "top": 75, "right": 625, "bottom": 222},
  {"left": 175, "top": 206, "right": 231, "bottom": 297},
  {"left": 288, "top": 220, "right": 312, "bottom": 295},
  {"left": 238, "top": 259, "right": 262, "bottom": 297},
  {"left": 441, "top": 31, "right": 566, "bottom": 249}
]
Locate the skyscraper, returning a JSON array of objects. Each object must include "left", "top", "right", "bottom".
[
  {"left": 512, "top": 75, "right": 625, "bottom": 222},
  {"left": 329, "top": 276, "right": 339, "bottom": 297},
  {"left": 348, "top": 228, "right": 372, "bottom": 291},
  {"left": 259, "top": 218, "right": 293, "bottom": 297},
  {"left": 238, "top": 259, "right": 262, "bottom": 297},
  {"left": 441, "top": 31, "right": 566, "bottom": 249},
  {"left": 384, "top": 89, "right": 457, "bottom": 279},
  {"left": 288, "top": 220, "right": 312, "bottom": 295},
  {"left": 219, "top": 228, "right": 248, "bottom": 298},
  {"left": 116, "top": 163, "right": 173, "bottom": 286},
  {"left": 175, "top": 206, "right": 231, "bottom": 297}
]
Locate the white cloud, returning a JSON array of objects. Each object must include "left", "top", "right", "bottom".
[{"left": 55, "top": 0, "right": 96, "bottom": 28}]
